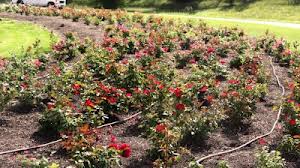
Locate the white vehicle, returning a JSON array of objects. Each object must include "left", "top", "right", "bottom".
[{"left": 11, "top": 0, "right": 66, "bottom": 8}]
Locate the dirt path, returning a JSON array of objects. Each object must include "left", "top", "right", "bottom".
[{"left": 0, "top": 12, "right": 104, "bottom": 42}]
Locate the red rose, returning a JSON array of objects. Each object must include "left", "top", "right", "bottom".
[
  {"left": 119, "top": 143, "right": 131, "bottom": 158},
  {"left": 289, "top": 119, "right": 297, "bottom": 126},
  {"left": 108, "top": 143, "right": 119, "bottom": 150},
  {"left": 220, "top": 91, "right": 228, "bottom": 98},
  {"left": 288, "top": 99, "right": 295, "bottom": 104},
  {"left": 34, "top": 59, "right": 42, "bottom": 68},
  {"left": 20, "top": 83, "right": 28, "bottom": 89},
  {"left": 143, "top": 89, "right": 150, "bottom": 95},
  {"left": 207, "top": 47, "right": 215, "bottom": 54},
  {"left": 258, "top": 138, "right": 267, "bottom": 145},
  {"left": 120, "top": 88, "right": 127, "bottom": 92},
  {"left": 245, "top": 85, "right": 253, "bottom": 91},
  {"left": 173, "top": 88, "right": 182, "bottom": 98},
  {"left": 185, "top": 83, "right": 194, "bottom": 89},
  {"left": 72, "top": 83, "right": 81, "bottom": 90},
  {"left": 220, "top": 59, "right": 226, "bottom": 65},
  {"left": 158, "top": 84, "right": 165, "bottom": 90},
  {"left": 228, "top": 79, "right": 240, "bottom": 85},
  {"left": 206, "top": 95, "right": 214, "bottom": 103},
  {"left": 85, "top": 99, "right": 95, "bottom": 108},
  {"left": 176, "top": 103, "right": 185, "bottom": 111},
  {"left": 47, "top": 102, "right": 55, "bottom": 110},
  {"left": 155, "top": 123, "right": 166, "bottom": 133},
  {"left": 230, "top": 91, "right": 239, "bottom": 97},
  {"left": 189, "top": 58, "right": 197, "bottom": 64},
  {"left": 288, "top": 82, "right": 295, "bottom": 91},
  {"left": 126, "top": 93, "right": 132, "bottom": 98},
  {"left": 200, "top": 86, "right": 208, "bottom": 93},
  {"left": 107, "top": 97, "right": 117, "bottom": 105}
]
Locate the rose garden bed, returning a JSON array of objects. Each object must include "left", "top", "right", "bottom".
[{"left": 0, "top": 4, "right": 300, "bottom": 168}]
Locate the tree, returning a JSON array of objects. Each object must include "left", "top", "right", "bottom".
[{"left": 100, "top": 0, "right": 124, "bottom": 9}]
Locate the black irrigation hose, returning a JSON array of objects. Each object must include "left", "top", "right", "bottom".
[{"left": 195, "top": 56, "right": 286, "bottom": 165}]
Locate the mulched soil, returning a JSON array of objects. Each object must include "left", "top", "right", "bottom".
[
  {"left": 0, "top": 12, "right": 299, "bottom": 168},
  {"left": 0, "top": 12, "right": 104, "bottom": 42}
]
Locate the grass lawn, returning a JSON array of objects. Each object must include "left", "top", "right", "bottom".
[
  {"left": 0, "top": 19, "right": 55, "bottom": 57},
  {"left": 130, "top": 13, "right": 300, "bottom": 43},
  {"left": 205, "top": 20, "right": 300, "bottom": 43},
  {"left": 125, "top": 0, "right": 300, "bottom": 23}
]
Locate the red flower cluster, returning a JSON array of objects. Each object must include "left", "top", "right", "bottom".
[
  {"left": 108, "top": 143, "right": 132, "bottom": 158},
  {"left": 85, "top": 99, "right": 95, "bottom": 108},
  {"left": 72, "top": 83, "right": 81, "bottom": 95},
  {"left": 107, "top": 96, "right": 117, "bottom": 105},
  {"left": 176, "top": 103, "right": 185, "bottom": 111},
  {"left": 200, "top": 86, "right": 208, "bottom": 93},
  {"left": 170, "top": 87, "right": 183, "bottom": 98},
  {"left": 33, "top": 59, "right": 42, "bottom": 68},
  {"left": 245, "top": 85, "right": 253, "bottom": 91},
  {"left": 155, "top": 123, "right": 167, "bottom": 133},
  {"left": 289, "top": 119, "right": 297, "bottom": 126},
  {"left": 228, "top": 79, "right": 240, "bottom": 85},
  {"left": 206, "top": 95, "right": 214, "bottom": 103},
  {"left": 207, "top": 47, "right": 215, "bottom": 54}
]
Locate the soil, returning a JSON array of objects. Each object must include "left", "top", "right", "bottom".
[
  {"left": 0, "top": 12, "right": 299, "bottom": 168},
  {"left": 0, "top": 12, "right": 104, "bottom": 42}
]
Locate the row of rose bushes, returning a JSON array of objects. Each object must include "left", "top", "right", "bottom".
[
  {"left": 0, "top": 4, "right": 298, "bottom": 167},
  {"left": 256, "top": 35, "right": 300, "bottom": 158}
]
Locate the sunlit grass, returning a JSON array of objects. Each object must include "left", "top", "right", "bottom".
[{"left": 0, "top": 19, "right": 56, "bottom": 57}]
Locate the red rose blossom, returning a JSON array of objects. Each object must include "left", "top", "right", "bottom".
[
  {"left": 230, "top": 91, "right": 239, "bottom": 97},
  {"left": 108, "top": 143, "right": 119, "bottom": 150},
  {"left": 85, "top": 99, "right": 95, "bottom": 108},
  {"left": 72, "top": 83, "right": 81, "bottom": 90},
  {"left": 207, "top": 47, "right": 215, "bottom": 54},
  {"left": 119, "top": 143, "right": 131, "bottom": 158},
  {"left": 47, "top": 102, "right": 55, "bottom": 110},
  {"left": 228, "top": 79, "right": 240, "bottom": 85},
  {"left": 107, "top": 97, "right": 117, "bottom": 105},
  {"left": 173, "top": 88, "right": 183, "bottom": 98},
  {"left": 220, "top": 91, "right": 228, "bottom": 98},
  {"left": 126, "top": 93, "right": 132, "bottom": 98},
  {"left": 206, "top": 95, "right": 214, "bottom": 103},
  {"left": 220, "top": 59, "right": 226, "bottom": 65},
  {"left": 258, "top": 138, "right": 267, "bottom": 145},
  {"left": 155, "top": 123, "right": 166, "bottom": 133},
  {"left": 245, "top": 85, "right": 253, "bottom": 91},
  {"left": 289, "top": 119, "right": 297, "bottom": 126},
  {"left": 34, "top": 59, "right": 42, "bottom": 68},
  {"left": 176, "top": 103, "right": 185, "bottom": 111},
  {"left": 200, "top": 86, "right": 208, "bottom": 93}
]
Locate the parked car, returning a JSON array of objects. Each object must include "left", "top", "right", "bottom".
[{"left": 11, "top": 0, "right": 66, "bottom": 8}]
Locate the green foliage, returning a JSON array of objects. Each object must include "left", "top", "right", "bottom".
[
  {"left": 255, "top": 147, "right": 285, "bottom": 168},
  {"left": 217, "top": 160, "right": 230, "bottom": 168},
  {"left": 21, "top": 157, "right": 60, "bottom": 168}
]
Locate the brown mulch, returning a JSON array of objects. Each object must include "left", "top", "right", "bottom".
[
  {"left": 0, "top": 12, "right": 299, "bottom": 168},
  {"left": 0, "top": 12, "right": 104, "bottom": 42}
]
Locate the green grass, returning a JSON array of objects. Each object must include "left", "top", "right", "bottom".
[
  {"left": 69, "top": 0, "right": 300, "bottom": 23},
  {"left": 125, "top": 0, "right": 300, "bottom": 23},
  {"left": 205, "top": 20, "right": 300, "bottom": 43},
  {"left": 134, "top": 13, "right": 300, "bottom": 43},
  {"left": 0, "top": 19, "right": 55, "bottom": 57}
]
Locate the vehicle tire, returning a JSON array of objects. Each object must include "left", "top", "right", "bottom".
[
  {"left": 16, "top": 0, "right": 24, "bottom": 4},
  {"left": 47, "top": 2, "right": 55, "bottom": 7}
]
